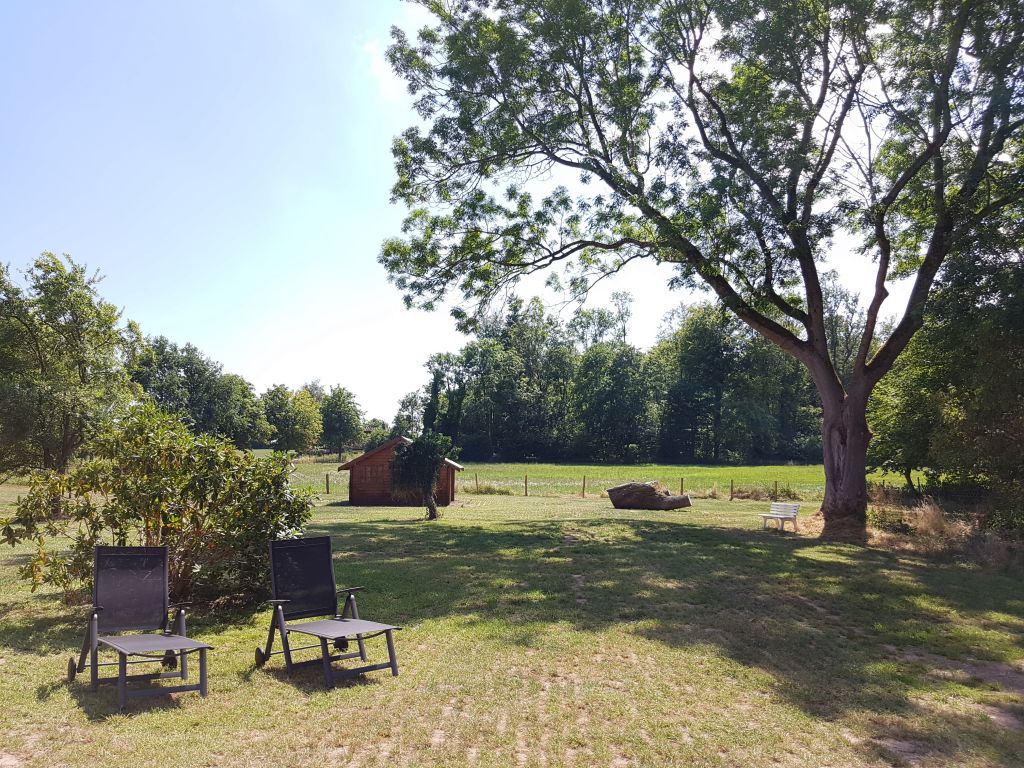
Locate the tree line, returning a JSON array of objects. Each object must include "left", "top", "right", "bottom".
[{"left": 406, "top": 295, "right": 823, "bottom": 464}]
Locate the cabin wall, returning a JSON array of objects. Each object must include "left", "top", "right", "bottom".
[{"left": 347, "top": 445, "right": 458, "bottom": 506}]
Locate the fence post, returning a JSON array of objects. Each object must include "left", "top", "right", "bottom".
[
  {"left": 730, "top": 479, "right": 734, "bottom": 501},
  {"left": 680, "top": 477, "right": 684, "bottom": 495},
  {"left": 525, "top": 474, "right": 529, "bottom": 497},
  {"left": 774, "top": 480, "right": 778, "bottom": 499},
  {"left": 475, "top": 472, "right": 479, "bottom": 492},
  {"left": 582, "top": 475, "right": 586, "bottom": 498},
  {"left": 325, "top": 473, "right": 330, "bottom": 494}
]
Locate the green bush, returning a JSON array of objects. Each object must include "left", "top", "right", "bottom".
[{"left": 1, "top": 402, "right": 313, "bottom": 602}]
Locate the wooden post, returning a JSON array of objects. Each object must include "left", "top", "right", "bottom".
[
  {"left": 680, "top": 477, "right": 684, "bottom": 495},
  {"left": 326, "top": 473, "right": 330, "bottom": 494},
  {"left": 582, "top": 475, "right": 586, "bottom": 498},
  {"left": 475, "top": 473, "right": 479, "bottom": 492},
  {"left": 525, "top": 474, "right": 529, "bottom": 497},
  {"left": 774, "top": 480, "right": 778, "bottom": 499},
  {"left": 729, "top": 479, "right": 734, "bottom": 501}
]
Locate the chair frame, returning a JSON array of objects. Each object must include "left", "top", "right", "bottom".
[
  {"left": 255, "top": 537, "right": 399, "bottom": 688},
  {"left": 68, "top": 546, "right": 210, "bottom": 709}
]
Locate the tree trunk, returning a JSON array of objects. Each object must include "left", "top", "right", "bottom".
[
  {"left": 425, "top": 491, "right": 439, "bottom": 521},
  {"left": 819, "top": 394, "right": 871, "bottom": 543}
]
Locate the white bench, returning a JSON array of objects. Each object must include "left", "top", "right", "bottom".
[{"left": 760, "top": 502, "right": 800, "bottom": 532}]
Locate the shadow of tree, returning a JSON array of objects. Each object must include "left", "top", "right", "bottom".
[{"left": 307, "top": 515, "right": 1024, "bottom": 765}]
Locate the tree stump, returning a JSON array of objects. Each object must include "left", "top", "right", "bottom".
[{"left": 606, "top": 481, "right": 692, "bottom": 510}]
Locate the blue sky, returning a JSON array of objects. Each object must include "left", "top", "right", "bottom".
[{"left": 0, "top": 2, "right": 905, "bottom": 420}]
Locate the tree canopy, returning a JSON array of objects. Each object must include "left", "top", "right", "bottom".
[{"left": 0, "top": 253, "right": 140, "bottom": 476}]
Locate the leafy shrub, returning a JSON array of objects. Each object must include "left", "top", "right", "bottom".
[{"left": 1, "top": 402, "right": 313, "bottom": 602}]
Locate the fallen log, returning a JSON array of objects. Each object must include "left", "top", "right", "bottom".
[{"left": 606, "top": 481, "right": 692, "bottom": 510}]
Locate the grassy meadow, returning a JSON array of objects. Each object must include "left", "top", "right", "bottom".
[
  {"left": 1, "top": 487, "right": 1022, "bottom": 767},
  {"left": 282, "top": 456, "right": 918, "bottom": 503}
]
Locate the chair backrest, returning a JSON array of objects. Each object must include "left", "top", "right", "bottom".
[
  {"left": 269, "top": 537, "right": 338, "bottom": 620},
  {"left": 770, "top": 502, "right": 800, "bottom": 516},
  {"left": 93, "top": 546, "right": 169, "bottom": 633}
]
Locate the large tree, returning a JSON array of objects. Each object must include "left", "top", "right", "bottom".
[
  {"left": 382, "top": 0, "right": 1024, "bottom": 541},
  {"left": 0, "top": 254, "right": 139, "bottom": 476}
]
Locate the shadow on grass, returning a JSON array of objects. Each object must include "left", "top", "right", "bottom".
[
  {"left": 3, "top": 514, "right": 1022, "bottom": 762},
  {"left": 310, "top": 515, "right": 1024, "bottom": 765}
]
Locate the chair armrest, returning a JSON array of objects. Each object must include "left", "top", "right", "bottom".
[
  {"left": 168, "top": 601, "right": 193, "bottom": 612},
  {"left": 265, "top": 599, "right": 291, "bottom": 605},
  {"left": 87, "top": 605, "right": 103, "bottom": 618},
  {"left": 337, "top": 586, "right": 365, "bottom": 596}
]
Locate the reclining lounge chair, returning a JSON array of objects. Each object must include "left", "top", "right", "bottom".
[
  {"left": 254, "top": 536, "right": 400, "bottom": 688},
  {"left": 67, "top": 546, "right": 212, "bottom": 709}
]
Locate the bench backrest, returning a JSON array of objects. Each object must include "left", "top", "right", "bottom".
[{"left": 769, "top": 502, "right": 800, "bottom": 516}]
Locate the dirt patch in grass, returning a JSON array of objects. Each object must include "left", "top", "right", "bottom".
[{"left": 899, "top": 650, "right": 1024, "bottom": 698}]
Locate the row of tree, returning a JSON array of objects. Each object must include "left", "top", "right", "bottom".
[
  {"left": 401, "top": 296, "right": 824, "bottom": 464},
  {"left": 0, "top": 253, "right": 372, "bottom": 478}
]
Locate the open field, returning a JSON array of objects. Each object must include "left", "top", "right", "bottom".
[
  {"left": 275, "top": 457, "right": 920, "bottom": 503},
  {"left": 2, "top": 493, "right": 1022, "bottom": 767}
]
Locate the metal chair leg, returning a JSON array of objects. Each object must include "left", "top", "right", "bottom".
[
  {"left": 89, "top": 614, "right": 100, "bottom": 692},
  {"left": 199, "top": 649, "right": 208, "bottom": 697},
  {"left": 117, "top": 653, "right": 128, "bottom": 710},
  {"left": 319, "top": 638, "right": 334, "bottom": 688},
  {"left": 385, "top": 630, "right": 399, "bottom": 677},
  {"left": 348, "top": 596, "right": 368, "bottom": 661}
]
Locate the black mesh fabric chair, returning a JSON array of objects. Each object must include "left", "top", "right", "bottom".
[
  {"left": 254, "top": 536, "right": 399, "bottom": 688},
  {"left": 67, "top": 546, "right": 212, "bottom": 709}
]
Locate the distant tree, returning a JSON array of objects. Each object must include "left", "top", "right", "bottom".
[
  {"left": 383, "top": 0, "right": 1024, "bottom": 542},
  {"left": 391, "top": 390, "right": 425, "bottom": 439},
  {"left": 321, "top": 386, "right": 363, "bottom": 459},
  {"left": 362, "top": 418, "right": 391, "bottom": 452},
  {"left": 0, "top": 254, "right": 139, "bottom": 476},
  {"left": 300, "top": 380, "right": 328, "bottom": 405},
  {"left": 390, "top": 432, "right": 456, "bottom": 520},
  {"left": 573, "top": 342, "right": 656, "bottom": 462},
  {"left": 131, "top": 337, "right": 269, "bottom": 447},
  {"left": 610, "top": 292, "right": 633, "bottom": 344},
  {"left": 260, "top": 385, "right": 323, "bottom": 453},
  {"left": 568, "top": 308, "right": 617, "bottom": 349}
]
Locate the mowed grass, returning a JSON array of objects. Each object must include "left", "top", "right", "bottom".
[
  {"left": 2, "top": 493, "right": 1023, "bottom": 767},
  {"left": 283, "top": 458, "right": 917, "bottom": 502}
]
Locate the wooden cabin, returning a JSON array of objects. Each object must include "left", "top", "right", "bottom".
[{"left": 339, "top": 436, "right": 464, "bottom": 506}]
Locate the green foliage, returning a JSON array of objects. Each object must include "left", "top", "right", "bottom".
[
  {"left": 390, "top": 432, "right": 456, "bottom": 520},
  {"left": 0, "top": 253, "right": 140, "bottom": 476},
  {"left": 0, "top": 402, "right": 313, "bottom": 601},
  {"left": 131, "top": 336, "right": 271, "bottom": 447},
  {"left": 260, "top": 384, "right": 324, "bottom": 453},
  {"left": 321, "top": 386, "right": 363, "bottom": 457},
  {"left": 362, "top": 418, "right": 392, "bottom": 452}
]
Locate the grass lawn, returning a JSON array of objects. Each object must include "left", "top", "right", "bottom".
[
  {"left": 282, "top": 457, "right": 919, "bottom": 502},
  {"left": 2, "top": 494, "right": 1022, "bottom": 767}
]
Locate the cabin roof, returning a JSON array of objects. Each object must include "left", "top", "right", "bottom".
[{"left": 338, "top": 436, "right": 464, "bottom": 471}]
